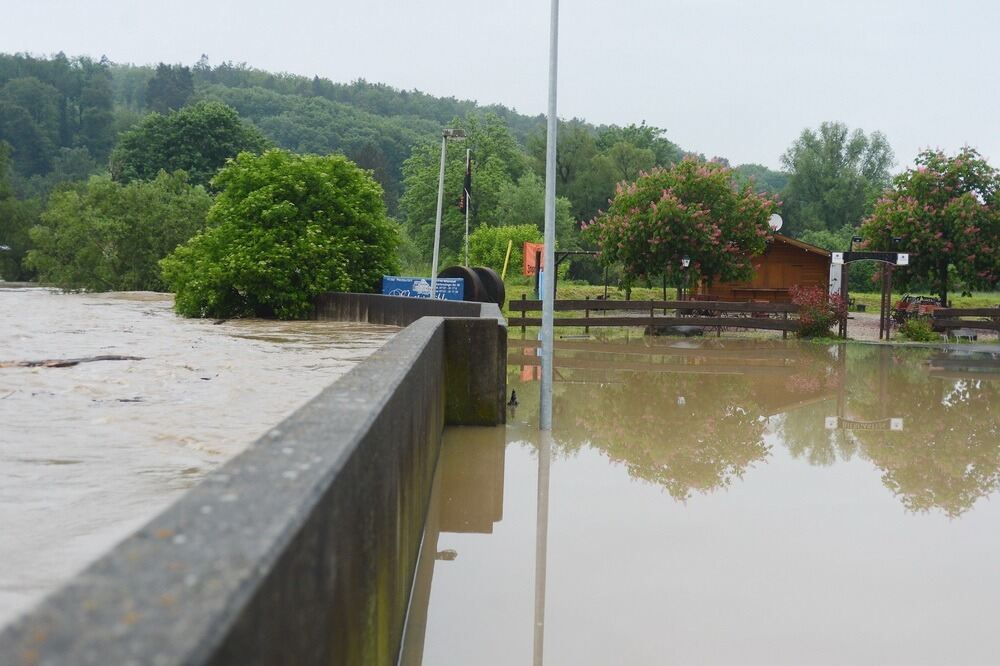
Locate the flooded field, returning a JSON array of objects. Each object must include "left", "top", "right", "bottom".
[
  {"left": 403, "top": 338, "right": 1000, "bottom": 665},
  {"left": 0, "top": 288, "right": 396, "bottom": 628}
]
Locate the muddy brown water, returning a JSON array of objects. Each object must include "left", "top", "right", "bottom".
[
  {"left": 0, "top": 288, "right": 396, "bottom": 628},
  {"left": 403, "top": 338, "right": 1000, "bottom": 665}
]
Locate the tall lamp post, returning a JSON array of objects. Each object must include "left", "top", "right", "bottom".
[
  {"left": 679, "top": 256, "right": 691, "bottom": 300},
  {"left": 430, "top": 128, "right": 467, "bottom": 298}
]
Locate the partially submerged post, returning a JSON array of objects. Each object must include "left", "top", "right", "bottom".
[{"left": 539, "top": 0, "right": 559, "bottom": 432}]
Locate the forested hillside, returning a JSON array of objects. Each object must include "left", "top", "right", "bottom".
[{"left": 3, "top": 52, "right": 912, "bottom": 288}]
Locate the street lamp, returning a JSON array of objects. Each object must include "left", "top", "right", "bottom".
[
  {"left": 430, "top": 128, "right": 467, "bottom": 299},
  {"left": 850, "top": 236, "right": 863, "bottom": 252},
  {"left": 679, "top": 256, "right": 691, "bottom": 300}
]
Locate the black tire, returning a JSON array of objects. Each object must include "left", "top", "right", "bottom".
[
  {"left": 472, "top": 266, "right": 506, "bottom": 308},
  {"left": 438, "top": 265, "right": 486, "bottom": 302}
]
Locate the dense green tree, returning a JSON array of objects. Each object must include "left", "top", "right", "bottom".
[
  {"left": 0, "top": 142, "right": 41, "bottom": 280},
  {"left": 0, "top": 53, "right": 116, "bottom": 177},
  {"left": 794, "top": 224, "right": 878, "bottom": 291},
  {"left": 11, "top": 146, "right": 101, "bottom": 200},
  {"left": 528, "top": 121, "right": 685, "bottom": 223},
  {"left": 145, "top": 63, "right": 194, "bottom": 114},
  {"left": 198, "top": 83, "right": 435, "bottom": 209},
  {"left": 78, "top": 66, "right": 116, "bottom": 161},
  {"left": 492, "top": 173, "right": 576, "bottom": 242},
  {"left": 0, "top": 77, "right": 61, "bottom": 147},
  {"left": 161, "top": 150, "right": 399, "bottom": 318},
  {"left": 733, "top": 163, "right": 789, "bottom": 195},
  {"left": 585, "top": 159, "right": 778, "bottom": 288},
  {"left": 400, "top": 112, "right": 527, "bottom": 264},
  {"left": 594, "top": 122, "right": 683, "bottom": 166},
  {"left": 780, "top": 122, "right": 893, "bottom": 236},
  {"left": 110, "top": 101, "right": 268, "bottom": 187},
  {"left": 861, "top": 147, "right": 999, "bottom": 304},
  {"left": 0, "top": 101, "right": 52, "bottom": 175},
  {"left": 25, "top": 171, "right": 211, "bottom": 290}
]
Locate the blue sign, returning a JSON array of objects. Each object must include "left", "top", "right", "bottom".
[{"left": 382, "top": 276, "right": 465, "bottom": 301}]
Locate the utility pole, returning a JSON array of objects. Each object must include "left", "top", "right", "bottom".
[{"left": 430, "top": 128, "right": 466, "bottom": 298}]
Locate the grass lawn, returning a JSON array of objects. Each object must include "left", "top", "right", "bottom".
[
  {"left": 502, "top": 277, "right": 1000, "bottom": 313},
  {"left": 849, "top": 291, "right": 1000, "bottom": 311}
]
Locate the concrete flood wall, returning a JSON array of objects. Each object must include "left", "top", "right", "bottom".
[{"left": 0, "top": 293, "right": 506, "bottom": 665}]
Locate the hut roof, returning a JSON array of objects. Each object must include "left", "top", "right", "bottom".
[{"left": 771, "top": 234, "right": 831, "bottom": 258}]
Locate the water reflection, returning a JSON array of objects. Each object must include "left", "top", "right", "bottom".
[
  {"left": 513, "top": 340, "right": 999, "bottom": 516},
  {"left": 404, "top": 339, "right": 1000, "bottom": 665},
  {"left": 399, "top": 427, "right": 507, "bottom": 665}
]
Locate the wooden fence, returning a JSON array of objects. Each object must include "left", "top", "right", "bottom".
[
  {"left": 508, "top": 295, "right": 801, "bottom": 337},
  {"left": 931, "top": 307, "right": 1000, "bottom": 334}
]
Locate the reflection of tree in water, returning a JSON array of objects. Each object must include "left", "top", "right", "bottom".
[
  {"left": 782, "top": 400, "right": 857, "bottom": 466},
  {"left": 553, "top": 372, "right": 770, "bottom": 501},
  {"left": 780, "top": 345, "right": 1000, "bottom": 517},
  {"left": 855, "top": 376, "right": 1000, "bottom": 517}
]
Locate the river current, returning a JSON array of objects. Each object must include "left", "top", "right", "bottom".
[{"left": 0, "top": 288, "right": 396, "bottom": 627}]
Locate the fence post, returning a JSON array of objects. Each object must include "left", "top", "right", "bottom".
[
  {"left": 520, "top": 293, "right": 526, "bottom": 335},
  {"left": 585, "top": 295, "right": 590, "bottom": 334},
  {"left": 782, "top": 311, "right": 788, "bottom": 340}
]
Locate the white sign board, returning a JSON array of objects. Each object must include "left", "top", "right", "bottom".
[
  {"left": 896, "top": 253, "right": 909, "bottom": 266},
  {"left": 832, "top": 252, "right": 844, "bottom": 265},
  {"left": 829, "top": 263, "right": 843, "bottom": 296}
]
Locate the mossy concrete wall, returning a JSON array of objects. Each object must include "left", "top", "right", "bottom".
[{"left": 0, "top": 293, "right": 507, "bottom": 665}]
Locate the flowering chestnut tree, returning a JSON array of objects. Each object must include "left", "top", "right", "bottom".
[
  {"left": 860, "top": 148, "right": 999, "bottom": 304},
  {"left": 584, "top": 158, "right": 778, "bottom": 288}
]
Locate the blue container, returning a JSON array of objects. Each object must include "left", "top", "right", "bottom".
[{"left": 381, "top": 276, "right": 465, "bottom": 301}]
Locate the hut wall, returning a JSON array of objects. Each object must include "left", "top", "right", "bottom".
[{"left": 701, "top": 239, "right": 829, "bottom": 303}]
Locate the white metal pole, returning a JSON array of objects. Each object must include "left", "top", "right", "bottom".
[
  {"left": 540, "top": 0, "right": 559, "bottom": 431},
  {"left": 430, "top": 134, "right": 447, "bottom": 298},
  {"left": 532, "top": 430, "right": 552, "bottom": 666}
]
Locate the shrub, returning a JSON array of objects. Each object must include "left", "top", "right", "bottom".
[
  {"left": 790, "top": 284, "right": 847, "bottom": 338},
  {"left": 26, "top": 171, "right": 211, "bottom": 291},
  {"left": 468, "top": 223, "right": 542, "bottom": 275},
  {"left": 161, "top": 150, "right": 399, "bottom": 319},
  {"left": 899, "top": 317, "right": 939, "bottom": 342}
]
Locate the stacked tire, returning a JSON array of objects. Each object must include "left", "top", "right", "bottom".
[{"left": 437, "top": 266, "right": 506, "bottom": 308}]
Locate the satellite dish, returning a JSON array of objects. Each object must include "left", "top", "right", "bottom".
[{"left": 768, "top": 213, "right": 783, "bottom": 231}]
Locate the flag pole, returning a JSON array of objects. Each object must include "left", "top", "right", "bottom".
[
  {"left": 464, "top": 149, "right": 471, "bottom": 267},
  {"left": 539, "top": 0, "right": 559, "bottom": 432}
]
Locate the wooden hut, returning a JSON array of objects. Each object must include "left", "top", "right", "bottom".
[{"left": 698, "top": 234, "right": 830, "bottom": 303}]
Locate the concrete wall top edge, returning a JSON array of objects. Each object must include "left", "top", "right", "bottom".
[{"left": 0, "top": 317, "right": 448, "bottom": 664}]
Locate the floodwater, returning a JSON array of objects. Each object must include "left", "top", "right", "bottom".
[
  {"left": 402, "top": 338, "right": 1000, "bottom": 665},
  {"left": 0, "top": 288, "right": 396, "bottom": 628}
]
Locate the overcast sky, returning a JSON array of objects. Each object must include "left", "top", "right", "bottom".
[{"left": 4, "top": 0, "right": 997, "bottom": 171}]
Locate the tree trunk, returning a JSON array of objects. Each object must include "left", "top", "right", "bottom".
[{"left": 938, "top": 259, "right": 949, "bottom": 306}]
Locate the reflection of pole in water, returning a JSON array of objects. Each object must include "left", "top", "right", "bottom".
[{"left": 533, "top": 431, "right": 552, "bottom": 665}]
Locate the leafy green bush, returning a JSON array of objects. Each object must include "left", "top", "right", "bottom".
[
  {"left": 161, "top": 149, "right": 399, "bottom": 319},
  {"left": 26, "top": 171, "right": 211, "bottom": 290},
  {"left": 468, "top": 223, "right": 541, "bottom": 275},
  {"left": 898, "top": 317, "right": 939, "bottom": 342}
]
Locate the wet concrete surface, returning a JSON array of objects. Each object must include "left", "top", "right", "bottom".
[{"left": 0, "top": 288, "right": 396, "bottom": 627}]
